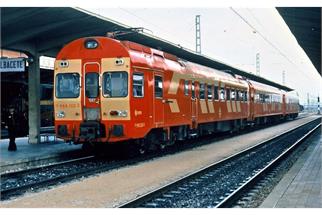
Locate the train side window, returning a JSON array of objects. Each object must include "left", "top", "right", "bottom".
[
  {"left": 231, "top": 89, "right": 236, "bottom": 100},
  {"left": 184, "top": 80, "right": 189, "bottom": 96},
  {"left": 261, "top": 94, "right": 265, "bottom": 103},
  {"left": 192, "top": 82, "right": 195, "bottom": 99},
  {"left": 265, "top": 94, "right": 269, "bottom": 103},
  {"left": 255, "top": 94, "right": 259, "bottom": 102},
  {"left": 214, "top": 85, "right": 219, "bottom": 100},
  {"left": 245, "top": 91, "right": 248, "bottom": 101},
  {"left": 226, "top": 88, "right": 231, "bottom": 100},
  {"left": 220, "top": 87, "right": 225, "bottom": 100},
  {"left": 133, "top": 73, "right": 144, "bottom": 98},
  {"left": 200, "top": 83, "right": 205, "bottom": 99},
  {"left": 242, "top": 91, "right": 245, "bottom": 101},
  {"left": 236, "top": 90, "right": 240, "bottom": 101},
  {"left": 155, "top": 75, "right": 163, "bottom": 98},
  {"left": 207, "top": 84, "right": 213, "bottom": 100}
]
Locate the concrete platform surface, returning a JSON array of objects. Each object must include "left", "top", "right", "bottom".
[
  {"left": 0, "top": 136, "right": 82, "bottom": 173},
  {"left": 260, "top": 127, "right": 322, "bottom": 208}
]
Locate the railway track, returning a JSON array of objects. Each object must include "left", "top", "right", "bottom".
[
  {"left": 119, "top": 117, "right": 321, "bottom": 208},
  {"left": 0, "top": 116, "right": 315, "bottom": 202},
  {"left": 1, "top": 155, "right": 96, "bottom": 200}
]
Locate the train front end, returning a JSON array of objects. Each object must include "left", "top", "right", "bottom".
[{"left": 54, "top": 37, "right": 131, "bottom": 144}]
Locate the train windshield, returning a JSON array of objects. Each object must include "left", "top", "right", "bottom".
[
  {"left": 55, "top": 73, "right": 80, "bottom": 98},
  {"left": 102, "top": 72, "right": 128, "bottom": 98}
]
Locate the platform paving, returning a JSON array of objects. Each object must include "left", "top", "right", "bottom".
[
  {"left": 0, "top": 136, "right": 82, "bottom": 173},
  {"left": 260, "top": 126, "right": 322, "bottom": 208}
]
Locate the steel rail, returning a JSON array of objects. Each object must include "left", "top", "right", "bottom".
[
  {"left": 0, "top": 155, "right": 96, "bottom": 200},
  {"left": 215, "top": 122, "right": 321, "bottom": 208},
  {"left": 118, "top": 117, "right": 321, "bottom": 208}
]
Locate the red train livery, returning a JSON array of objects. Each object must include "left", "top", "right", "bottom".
[{"left": 54, "top": 37, "right": 299, "bottom": 151}]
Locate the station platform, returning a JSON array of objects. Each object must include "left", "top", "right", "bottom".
[
  {"left": 0, "top": 136, "right": 82, "bottom": 174},
  {"left": 260, "top": 126, "right": 322, "bottom": 208}
]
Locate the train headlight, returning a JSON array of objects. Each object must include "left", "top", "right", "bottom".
[
  {"left": 110, "top": 110, "right": 128, "bottom": 117},
  {"left": 59, "top": 61, "right": 69, "bottom": 68},
  {"left": 115, "top": 58, "right": 124, "bottom": 66},
  {"left": 118, "top": 110, "right": 128, "bottom": 117},
  {"left": 56, "top": 111, "right": 65, "bottom": 118},
  {"left": 84, "top": 39, "right": 98, "bottom": 49}
]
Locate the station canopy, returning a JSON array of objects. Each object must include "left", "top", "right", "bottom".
[
  {"left": 1, "top": 7, "right": 294, "bottom": 91},
  {"left": 277, "top": 8, "right": 321, "bottom": 76}
]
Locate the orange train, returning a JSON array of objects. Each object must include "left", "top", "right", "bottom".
[{"left": 54, "top": 36, "right": 299, "bottom": 151}]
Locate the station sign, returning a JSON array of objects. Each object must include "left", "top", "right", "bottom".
[{"left": 0, "top": 58, "right": 25, "bottom": 72}]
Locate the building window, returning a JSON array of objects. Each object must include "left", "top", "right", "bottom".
[
  {"left": 133, "top": 73, "right": 144, "bottom": 97},
  {"left": 155, "top": 75, "right": 163, "bottom": 98}
]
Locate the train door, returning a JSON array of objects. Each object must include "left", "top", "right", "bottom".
[
  {"left": 83, "top": 61, "right": 101, "bottom": 121},
  {"left": 191, "top": 81, "right": 198, "bottom": 126},
  {"left": 154, "top": 73, "right": 164, "bottom": 126}
]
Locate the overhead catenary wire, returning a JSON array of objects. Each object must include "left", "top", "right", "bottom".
[
  {"left": 118, "top": 8, "right": 195, "bottom": 50},
  {"left": 229, "top": 7, "right": 313, "bottom": 83}
]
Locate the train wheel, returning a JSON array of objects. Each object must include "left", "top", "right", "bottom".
[
  {"left": 159, "top": 142, "right": 166, "bottom": 151},
  {"left": 136, "top": 139, "right": 147, "bottom": 155}
]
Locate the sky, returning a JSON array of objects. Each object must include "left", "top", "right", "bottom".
[{"left": 87, "top": 7, "right": 322, "bottom": 106}]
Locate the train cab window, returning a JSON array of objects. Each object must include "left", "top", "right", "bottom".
[
  {"left": 85, "top": 73, "right": 99, "bottom": 98},
  {"left": 226, "top": 88, "right": 231, "bottom": 100},
  {"left": 103, "top": 72, "right": 128, "bottom": 98},
  {"left": 155, "top": 75, "right": 163, "bottom": 98},
  {"left": 245, "top": 91, "right": 248, "bottom": 101},
  {"left": 207, "top": 85, "right": 213, "bottom": 100},
  {"left": 200, "top": 83, "right": 205, "bottom": 99},
  {"left": 214, "top": 86, "right": 219, "bottom": 100},
  {"left": 192, "top": 82, "right": 195, "bottom": 99},
  {"left": 220, "top": 87, "right": 225, "bottom": 100},
  {"left": 184, "top": 80, "right": 189, "bottom": 96},
  {"left": 133, "top": 73, "right": 144, "bottom": 97},
  {"left": 55, "top": 73, "right": 80, "bottom": 98}
]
